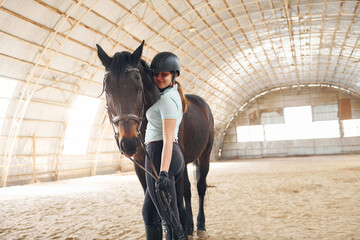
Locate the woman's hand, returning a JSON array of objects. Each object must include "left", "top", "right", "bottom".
[{"left": 156, "top": 171, "right": 171, "bottom": 190}]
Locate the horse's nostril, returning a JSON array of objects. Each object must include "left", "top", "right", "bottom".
[{"left": 120, "top": 137, "right": 138, "bottom": 156}]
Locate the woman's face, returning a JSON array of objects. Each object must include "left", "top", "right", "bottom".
[{"left": 153, "top": 71, "right": 172, "bottom": 89}]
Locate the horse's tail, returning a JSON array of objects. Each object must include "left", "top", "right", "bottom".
[{"left": 193, "top": 159, "right": 200, "bottom": 182}]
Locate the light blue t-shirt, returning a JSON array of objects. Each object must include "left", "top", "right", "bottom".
[{"left": 145, "top": 84, "right": 183, "bottom": 144}]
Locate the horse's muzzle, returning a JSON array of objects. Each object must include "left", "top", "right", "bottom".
[{"left": 120, "top": 137, "right": 138, "bottom": 156}]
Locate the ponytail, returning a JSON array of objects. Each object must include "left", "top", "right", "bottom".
[{"left": 175, "top": 80, "right": 188, "bottom": 114}]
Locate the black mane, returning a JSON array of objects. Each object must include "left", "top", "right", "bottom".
[
  {"left": 109, "top": 51, "right": 153, "bottom": 89},
  {"left": 139, "top": 59, "right": 154, "bottom": 89}
]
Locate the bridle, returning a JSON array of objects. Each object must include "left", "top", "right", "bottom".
[
  {"left": 104, "top": 67, "right": 158, "bottom": 180},
  {"left": 105, "top": 67, "right": 145, "bottom": 131},
  {"left": 105, "top": 68, "right": 144, "bottom": 139}
]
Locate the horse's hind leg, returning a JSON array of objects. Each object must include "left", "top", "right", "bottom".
[
  {"left": 196, "top": 150, "right": 210, "bottom": 235},
  {"left": 183, "top": 164, "right": 194, "bottom": 236},
  {"left": 175, "top": 173, "right": 186, "bottom": 233}
]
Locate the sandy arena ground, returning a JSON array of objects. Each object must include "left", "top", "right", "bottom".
[{"left": 1, "top": 154, "right": 360, "bottom": 239}]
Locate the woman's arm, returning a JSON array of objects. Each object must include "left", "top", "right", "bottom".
[{"left": 160, "top": 119, "right": 177, "bottom": 172}]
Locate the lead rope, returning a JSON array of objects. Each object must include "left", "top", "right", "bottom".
[
  {"left": 155, "top": 188, "right": 186, "bottom": 239},
  {"left": 111, "top": 120, "right": 158, "bottom": 181}
]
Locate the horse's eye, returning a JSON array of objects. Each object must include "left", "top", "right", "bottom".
[{"left": 138, "top": 88, "right": 143, "bottom": 95}]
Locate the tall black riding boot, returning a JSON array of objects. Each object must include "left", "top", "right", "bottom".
[
  {"left": 145, "top": 224, "right": 163, "bottom": 240},
  {"left": 162, "top": 220, "right": 172, "bottom": 240},
  {"left": 162, "top": 220, "right": 186, "bottom": 240}
]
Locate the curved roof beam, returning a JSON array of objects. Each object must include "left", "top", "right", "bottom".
[{"left": 2, "top": 0, "right": 88, "bottom": 187}]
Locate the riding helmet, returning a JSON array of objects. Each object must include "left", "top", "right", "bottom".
[{"left": 150, "top": 52, "right": 180, "bottom": 76}]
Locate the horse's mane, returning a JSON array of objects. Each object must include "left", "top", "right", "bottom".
[
  {"left": 109, "top": 51, "right": 153, "bottom": 88},
  {"left": 110, "top": 51, "right": 131, "bottom": 78},
  {"left": 139, "top": 59, "right": 154, "bottom": 89},
  {"left": 139, "top": 58, "right": 160, "bottom": 105}
]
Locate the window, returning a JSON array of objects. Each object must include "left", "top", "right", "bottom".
[
  {"left": 342, "top": 119, "right": 360, "bottom": 137},
  {"left": 237, "top": 105, "right": 341, "bottom": 142},
  {"left": 284, "top": 106, "right": 312, "bottom": 124},
  {"left": 0, "top": 77, "right": 17, "bottom": 132},
  {"left": 311, "top": 120, "right": 340, "bottom": 139},
  {"left": 62, "top": 95, "right": 101, "bottom": 154},
  {"left": 237, "top": 125, "right": 264, "bottom": 142},
  {"left": 264, "top": 124, "right": 287, "bottom": 141}
]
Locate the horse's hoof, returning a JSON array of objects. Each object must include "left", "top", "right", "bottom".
[{"left": 197, "top": 230, "right": 208, "bottom": 239}]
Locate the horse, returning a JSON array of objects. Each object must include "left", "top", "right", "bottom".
[{"left": 96, "top": 40, "right": 214, "bottom": 239}]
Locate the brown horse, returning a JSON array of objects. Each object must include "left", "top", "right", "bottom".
[{"left": 96, "top": 41, "right": 214, "bottom": 238}]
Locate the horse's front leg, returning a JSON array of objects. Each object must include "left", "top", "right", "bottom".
[
  {"left": 175, "top": 173, "right": 189, "bottom": 239},
  {"left": 132, "top": 149, "right": 147, "bottom": 192},
  {"left": 134, "top": 162, "right": 147, "bottom": 192}
]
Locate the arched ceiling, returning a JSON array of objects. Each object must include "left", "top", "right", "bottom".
[{"left": 0, "top": 0, "right": 359, "bottom": 160}]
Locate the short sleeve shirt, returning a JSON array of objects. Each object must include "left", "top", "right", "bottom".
[{"left": 145, "top": 84, "right": 183, "bottom": 143}]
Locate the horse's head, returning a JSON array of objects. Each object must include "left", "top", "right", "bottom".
[{"left": 96, "top": 41, "right": 146, "bottom": 157}]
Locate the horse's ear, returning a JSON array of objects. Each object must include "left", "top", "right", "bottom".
[
  {"left": 96, "top": 44, "right": 112, "bottom": 70},
  {"left": 131, "top": 40, "right": 144, "bottom": 66}
]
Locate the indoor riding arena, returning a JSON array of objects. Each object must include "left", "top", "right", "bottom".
[{"left": 1, "top": 1, "right": 360, "bottom": 240}]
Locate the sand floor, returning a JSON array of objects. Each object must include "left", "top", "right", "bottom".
[{"left": 1, "top": 154, "right": 360, "bottom": 239}]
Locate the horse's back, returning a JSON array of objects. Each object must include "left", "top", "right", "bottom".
[{"left": 179, "top": 94, "right": 214, "bottom": 164}]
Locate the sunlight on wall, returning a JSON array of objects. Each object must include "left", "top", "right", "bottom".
[
  {"left": 62, "top": 95, "right": 101, "bottom": 155},
  {"left": 237, "top": 125, "right": 264, "bottom": 142},
  {"left": 342, "top": 119, "right": 360, "bottom": 137},
  {"left": 0, "top": 77, "right": 17, "bottom": 132},
  {"left": 237, "top": 105, "right": 343, "bottom": 142},
  {"left": 284, "top": 106, "right": 312, "bottom": 124}
]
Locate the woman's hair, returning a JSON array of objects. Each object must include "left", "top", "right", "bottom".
[{"left": 175, "top": 80, "right": 188, "bottom": 114}]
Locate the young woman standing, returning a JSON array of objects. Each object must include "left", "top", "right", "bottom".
[{"left": 142, "top": 52, "right": 188, "bottom": 240}]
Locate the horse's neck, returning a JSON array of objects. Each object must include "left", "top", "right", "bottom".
[
  {"left": 138, "top": 60, "right": 160, "bottom": 125},
  {"left": 144, "top": 89, "right": 159, "bottom": 112},
  {"left": 141, "top": 76, "right": 159, "bottom": 137},
  {"left": 142, "top": 76, "right": 160, "bottom": 112},
  {"left": 139, "top": 95, "right": 154, "bottom": 140}
]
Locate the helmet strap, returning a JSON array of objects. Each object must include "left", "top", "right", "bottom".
[
  {"left": 159, "top": 85, "right": 171, "bottom": 92},
  {"left": 171, "top": 73, "right": 176, "bottom": 88}
]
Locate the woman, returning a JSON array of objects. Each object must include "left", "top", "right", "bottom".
[{"left": 142, "top": 52, "right": 188, "bottom": 240}]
